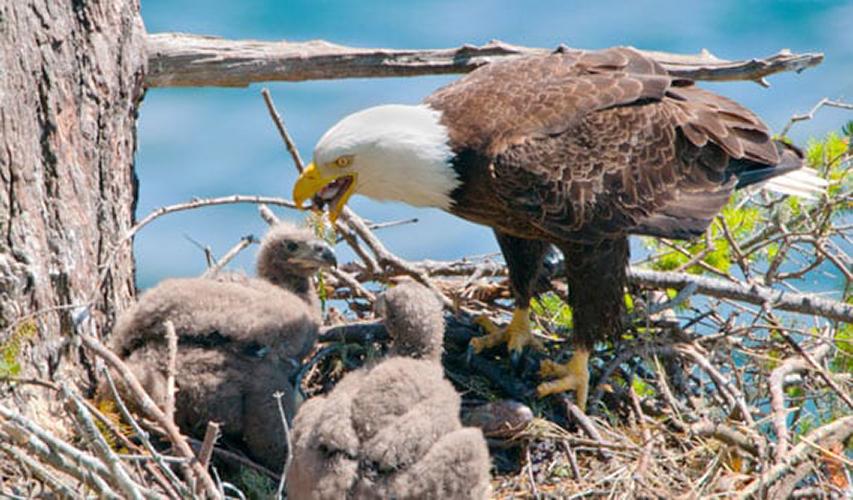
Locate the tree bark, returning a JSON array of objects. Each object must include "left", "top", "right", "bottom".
[{"left": 0, "top": 1, "right": 146, "bottom": 406}]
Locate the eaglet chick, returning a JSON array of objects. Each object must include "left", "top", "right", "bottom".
[
  {"left": 287, "top": 282, "right": 492, "bottom": 500},
  {"left": 107, "top": 222, "right": 336, "bottom": 471}
]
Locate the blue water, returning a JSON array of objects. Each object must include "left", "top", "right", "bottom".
[{"left": 136, "top": 0, "right": 852, "bottom": 289}]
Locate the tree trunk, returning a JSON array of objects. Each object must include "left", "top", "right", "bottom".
[{"left": 0, "top": 1, "right": 146, "bottom": 408}]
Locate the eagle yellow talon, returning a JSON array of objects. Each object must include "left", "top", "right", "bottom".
[
  {"left": 537, "top": 349, "right": 591, "bottom": 411},
  {"left": 470, "top": 308, "right": 541, "bottom": 355}
]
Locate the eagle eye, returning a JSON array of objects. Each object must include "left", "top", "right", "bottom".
[
  {"left": 334, "top": 155, "right": 353, "bottom": 168},
  {"left": 285, "top": 241, "right": 299, "bottom": 252}
]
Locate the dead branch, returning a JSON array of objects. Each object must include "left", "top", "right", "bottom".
[
  {"left": 79, "top": 334, "right": 220, "bottom": 498},
  {"left": 273, "top": 391, "right": 292, "bottom": 499},
  {"left": 146, "top": 34, "right": 823, "bottom": 88},
  {"left": 769, "top": 343, "right": 833, "bottom": 462},
  {"left": 163, "top": 321, "right": 178, "bottom": 426},
  {"left": 375, "top": 258, "right": 853, "bottom": 323},
  {"left": 736, "top": 415, "right": 853, "bottom": 499},
  {"left": 102, "top": 369, "right": 190, "bottom": 498},
  {"left": 197, "top": 422, "right": 220, "bottom": 471},
  {"left": 0, "top": 407, "right": 118, "bottom": 496},
  {"left": 632, "top": 268, "right": 851, "bottom": 323},
  {"left": 689, "top": 420, "right": 760, "bottom": 457},
  {"left": 0, "top": 441, "right": 77, "bottom": 497},
  {"left": 201, "top": 235, "right": 256, "bottom": 278},
  {"left": 62, "top": 385, "right": 147, "bottom": 500},
  {"left": 780, "top": 98, "right": 853, "bottom": 136}
]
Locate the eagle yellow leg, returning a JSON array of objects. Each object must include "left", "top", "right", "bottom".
[
  {"left": 537, "top": 348, "right": 590, "bottom": 411},
  {"left": 470, "top": 307, "right": 542, "bottom": 354}
]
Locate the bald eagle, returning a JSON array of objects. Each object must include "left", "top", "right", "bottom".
[{"left": 293, "top": 47, "right": 823, "bottom": 410}]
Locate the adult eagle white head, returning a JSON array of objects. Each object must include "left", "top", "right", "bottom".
[{"left": 292, "top": 47, "right": 825, "bottom": 411}]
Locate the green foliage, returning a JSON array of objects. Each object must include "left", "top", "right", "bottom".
[
  {"left": 306, "top": 212, "right": 337, "bottom": 311},
  {"left": 531, "top": 292, "right": 573, "bottom": 329},
  {"left": 93, "top": 398, "right": 131, "bottom": 453},
  {"left": 233, "top": 467, "right": 277, "bottom": 499},
  {"left": 841, "top": 120, "right": 853, "bottom": 139},
  {"left": 631, "top": 377, "right": 656, "bottom": 398},
  {"left": 806, "top": 131, "right": 850, "bottom": 200},
  {"left": 830, "top": 322, "right": 853, "bottom": 374},
  {"left": 0, "top": 320, "right": 36, "bottom": 379}
]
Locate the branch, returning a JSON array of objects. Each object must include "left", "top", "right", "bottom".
[
  {"left": 163, "top": 320, "right": 178, "bottom": 426},
  {"left": 348, "top": 258, "right": 853, "bottom": 323},
  {"left": 780, "top": 98, "right": 853, "bottom": 136},
  {"left": 627, "top": 268, "right": 853, "bottom": 323},
  {"left": 689, "top": 419, "right": 760, "bottom": 457},
  {"left": 736, "top": 415, "right": 853, "bottom": 499},
  {"left": 79, "top": 334, "right": 221, "bottom": 498},
  {"left": 146, "top": 33, "right": 823, "bottom": 88}
]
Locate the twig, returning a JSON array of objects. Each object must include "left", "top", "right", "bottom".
[
  {"left": 524, "top": 445, "right": 541, "bottom": 500},
  {"left": 185, "top": 437, "right": 280, "bottom": 482},
  {"left": 79, "top": 334, "right": 220, "bottom": 498},
  {"left": 0, "top": 408, "right": 118, "bottom": 497},
  {"left": 163, "top": 321, "right": 178, "bottom": 426},
  {"left": 628, "top": 385, "right": 654, "bottom": 481},
  {"left": 561, "top": 397, "right": 608, "bottom": 452},
  {"left": 0, "top": 441, "right": 77, "bottom": 498},
  {"left": 774, "top": 326, "right": 853, "bottom": 411},
  {"left": 61, "top": 384, "right": 146, "bottom": 500},
  {"left": 201, "top": 235, "right": 257, "bottom": 278},
  {"left": 349, "top": 258, "right": 853, "bottom": 323},
  {"left": 102, "top": 369, "right": 190, "bottom": 497},
  {"left": 197, "top": 422, "right": 220, "bottom": 470},
  {"left": 675, "top": 344, "right": 756, "bottom": 427},
  {"left": 736, "top": 415, "right": 853, "bottom": 499},
  {"left": 341, "top": 209, "right": 455, "bottom": 309},
  {"left": 146, "top": 34, "right": 823, "bottom": 88},
  {"left": 95, "top": 194, "right": 297, "bottom": 306},
  {"left": 273, "top": 391, "right": 293, "bottom": 499},
  {"left": 689, "top": 420, "right": 760, "bottom": 457},
  {"left": 261, "top": 89, "right": 305, "bottom": 173},
  {"left": 258, "top": 204, "right": 280, "bottom": 226},
  {"left": 780, "top": 98, "right": 853, "bottom": 136},
  {"left": 769, "top": 343, "right": 833, "bottom": 462}
]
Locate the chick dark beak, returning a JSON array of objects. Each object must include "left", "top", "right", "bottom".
[
  {"left": 292, "top": 241, "right": 337, "bottom": 269},
  {"left": 319, "top": 245, "right": 338, "bottom": 268}
]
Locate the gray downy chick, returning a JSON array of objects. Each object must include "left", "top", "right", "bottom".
[
  {"left": 106, "top": 222, "right": 335, "bottom": 471},
  {"left": 287, "top": 282, "right": 492, "bottom": 500}
]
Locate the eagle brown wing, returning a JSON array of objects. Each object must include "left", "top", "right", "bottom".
[
  {"left": 427, "top": 47, "right": 794, "bottom": 242},
  {"left": 426, "top": 47, "right": 673, "bottom": 155}
]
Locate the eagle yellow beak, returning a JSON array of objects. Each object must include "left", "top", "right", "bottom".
[{"left": 292, "top": 162, "right": 356, "bottom": 223}]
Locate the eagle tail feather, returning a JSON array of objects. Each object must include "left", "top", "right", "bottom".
[{"left": 735, "top": 140, "right": 827, "bottom": 200}]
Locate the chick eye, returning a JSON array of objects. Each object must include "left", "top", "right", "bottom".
[
  {"left": 285, "top": 241, "right": 298, "bottom": 252},
  {"left": 334, "top": 156, "right": 352, "bottom": 168}
]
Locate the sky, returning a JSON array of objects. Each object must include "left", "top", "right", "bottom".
[{"left": 135, "top": 0, "right": 853, "bottom": 289}]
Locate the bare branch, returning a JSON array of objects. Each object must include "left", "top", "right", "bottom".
[
  {"left": 273, "top": 391, "right": 293, "bottom": 499},
  {"left": 79, "top": 334, "right": 221, "bottom": 498},
  {"left": 780, "top": 97, "right": 853, "bottom": 136},
  {"left": 201, "top": 235, "right": 257, "bottom": 278},
  {"left": 348, "top": 258, "right": 853, "bottom": 323},
  {"left": 736, "top": 415, "right": 853, "bottom": 499},
  {"left": 197, "top": 422, "right": 220, "bottom": 471},
  {"left": 689, "top": 420, "right": 760, "bottom": 457},
  {"left": 163, "top": 320, "right": 178, "bottom": 426},
  {"left": 62, "top": 384, "right": 146, "bottom": 500},
  {"left": 261, "top": 88, "right": 305, "bottom": 173},
  {"left": 146, "top": 34, "right": 823, "bottom": 88}
]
